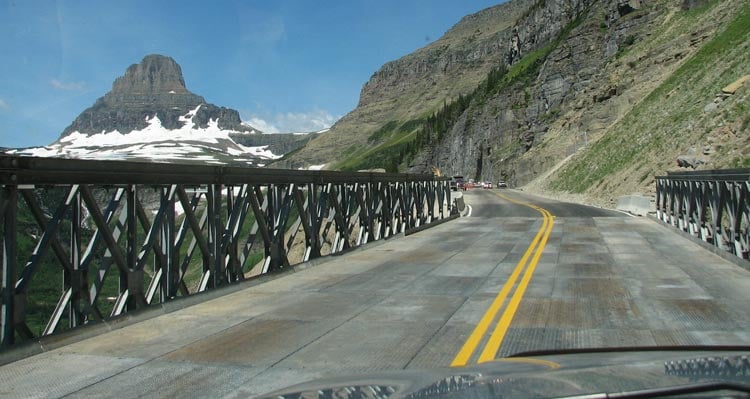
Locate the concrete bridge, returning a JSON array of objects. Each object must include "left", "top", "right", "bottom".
[{"left": 2, "top": 183, "right": 750, "bottom": 397}]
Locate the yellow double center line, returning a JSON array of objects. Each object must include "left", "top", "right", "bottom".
[{"left": 451, "top": 192, "right": 555, "bottom": 366}]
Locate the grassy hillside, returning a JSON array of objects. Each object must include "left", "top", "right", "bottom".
[{"left": 550, "top": 0, "right": 750, "bottom": 199}]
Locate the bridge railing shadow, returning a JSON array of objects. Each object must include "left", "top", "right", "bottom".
[{"left": 0, "top": 156, "right": 451, "bottom": 349}]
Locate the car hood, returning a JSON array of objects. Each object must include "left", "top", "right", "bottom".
[{"left": 257, "top": 347, "right": 750, "bottom": 399}]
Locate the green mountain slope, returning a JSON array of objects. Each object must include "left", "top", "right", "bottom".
[{"left": 550, "top": 0, "right": 750, "bottom": 203}]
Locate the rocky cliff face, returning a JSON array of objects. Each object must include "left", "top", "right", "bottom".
[
  {"left": 230, "top": 132, "right": 317, "bottom": 157},
  {"left": 414, "top": 0, "right": 650, "bottom": 181},
  {"left": 283, "top": 0, "right": 606, "bottom": 168},
  {"left": 281, "top": 0, "right": 538, "bottom": 167},
  {"left": 60, "top": 54, "right": 252, "bottom": 137},
  {"left": 357, "top": 0, "right": 535, "bottom": 109},
  {"left": 413, "top": 0, "right": 749, "bottom": 206}
]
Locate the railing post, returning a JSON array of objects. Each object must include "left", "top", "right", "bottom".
[
  {"left": 69, "top": 188, "right": 86, "bottom": 327},
  {"left": 162, "top": 185, "right": 177, "bottom": 300},
  {"left": 399, "top": 182, "right": 409, "bottom": 232},
  {"left": 207, "top": 183, "right": 224, "bottom": 288},
  {"left": 124, "top": 185, "right": 137, "bottom": 312},
  {"left": 716, "top": 181, "right": 728, "bottom": 252},
  {"left": 309, "top": 183, "right": 322, "bottom": 259},
  {"left": 266, "top": 184, "right": 281, "bottom": 272},
  {"left": 1, "top": 186, "right": 17, "bottom": 347}
]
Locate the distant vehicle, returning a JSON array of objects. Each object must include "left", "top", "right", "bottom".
[
  {"left": 483, "top": 182, "right": 492, "bottom": 189},
  {"left": 451, "top": 175, "right": 465, "bottom": 191},
  {"left": 498, "top": 181, "right": 508, "bottom": 188}
]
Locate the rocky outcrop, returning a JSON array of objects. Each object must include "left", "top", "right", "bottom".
[
  {"left": 681, "top": 0, "right": 707, "bottom": 10},
  {"left": 357, "top": 0, "right": 598, "bottom": 119},
  {"left": 287, "top": 0, "right": 639, "bottom": 169},
  {"left": 357, "top": 0, "right": 536, "bottom": 109},
  {"left": 60, "top": 54, "right": 254, "bottom": 137},
  {"left": 357, "top": 0, "right": 593, "bottom": 109},
  {"left": 676, "top": 154, "right": 706, "bottom": 169},
  {"left": 408, "top": 0, "right": 641, "bottom": 183},
  {"left": 282, "top": 0, "right": 541, "bottom": 166},
  {"left": 230, "top": 132, "right": 317, "bottom": 156}
]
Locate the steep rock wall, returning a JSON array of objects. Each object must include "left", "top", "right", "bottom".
[{"left": 413, "top": 0, "right": 658, "bottom": 186}]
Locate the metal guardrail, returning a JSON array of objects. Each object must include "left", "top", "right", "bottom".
[
  {"left": 656, "top": 168, "right": 750, "bottom": 261},
  {"left": 0, "top": 156, "right": 451, "bottom": 349}
]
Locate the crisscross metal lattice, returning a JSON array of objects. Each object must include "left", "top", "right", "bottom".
[
  {"left": 0, "top": 156, "right": 451, "bottom": 348},
  {"left": 656, "top": 169, "right": 750, "bottom": 261}
]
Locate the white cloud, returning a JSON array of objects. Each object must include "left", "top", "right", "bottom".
[
  {"left": 247, "top": 117, "right": 280, "bottom": 134},
  {"left": 0, "top": 98, "right": 8, "bottom": 111},
  {"left": 50, "top": 78, "right": 85, "bottom": 91},
  {"left": 277, "top": 110, "right": 337, "bottom": 132},
  {"left": 245, "top": 109, "right": 338, "bottom": 134},
  {"left": 241, "top": 16, "right": 285, "bottom": 45}
]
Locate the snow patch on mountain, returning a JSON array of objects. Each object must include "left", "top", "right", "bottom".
[{"left": 8, "top": 105, "right": 280, "bottom": 165}]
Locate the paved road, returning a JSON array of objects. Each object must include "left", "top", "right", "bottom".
[
  {"left": 2, "top": 189, "right": 750, "bottom": 397},
  {"left": 466, "top": 188, "right": 622, "bottom": 218}
]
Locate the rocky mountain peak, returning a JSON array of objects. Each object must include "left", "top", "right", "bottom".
[
  {"left": 99, "top": 54, "right": 205, "bottom": 113},
  {"left": 110, "top": 54, "right": 191, "bottom": 96},
  {"left": 59, "top": 54, "right": 246, "bottom": 137},
  {"left": 22, "top": 53, "right": 320, "bottom": 166}
]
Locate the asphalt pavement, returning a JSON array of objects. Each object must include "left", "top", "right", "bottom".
[{"left": 466, "top": 188, "right": 622, "bottom": 218}]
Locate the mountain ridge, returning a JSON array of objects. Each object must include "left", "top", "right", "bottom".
[{"left": 278, "top": 0, "right": 541, "bottom": 168}]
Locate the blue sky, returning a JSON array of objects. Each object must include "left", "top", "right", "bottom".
[{"left": 0, "top": 0, "right": 503, "bottom": 148}]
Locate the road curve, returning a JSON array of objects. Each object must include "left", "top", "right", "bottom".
[
  {"left": 1, "top": 189, "right": 749, "bottom": 397},
  {"left": 465, "top": 188, "right": 622, "bottom": 218}
]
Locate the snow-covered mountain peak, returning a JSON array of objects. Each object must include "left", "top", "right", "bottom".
[{"left": 6, "top": 54, "right": 317, "bottom": 166}]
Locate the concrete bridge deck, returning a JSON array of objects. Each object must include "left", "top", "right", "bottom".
[{"left": 2, "top": 190, "right": 750, "bottom": 398}]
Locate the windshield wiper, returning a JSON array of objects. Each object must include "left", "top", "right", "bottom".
[{"left": 560, "top": 382, "right": 750, "bottom": 398}]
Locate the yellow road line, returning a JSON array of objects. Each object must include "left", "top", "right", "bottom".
[
  {"left": 479, "top": 207, "right": 554, "bottom": 363},
  {"left": 450, "top": 211, "right": 548, "bottom": 367},
  {"left": 450, "top": 191, "right": 554, "bottom": 367}
]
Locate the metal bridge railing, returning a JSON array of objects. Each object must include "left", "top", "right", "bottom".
[
  {"left": 0, "top": 156, "right": 451, "bottom": 349},
  {"left": 656, "top": 168, "right": 750, "bottom": 261}
]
